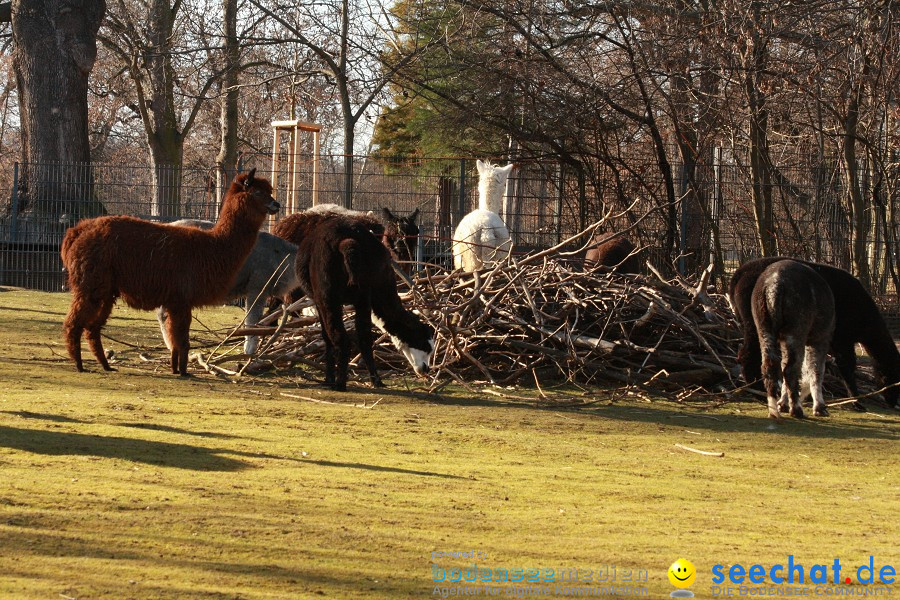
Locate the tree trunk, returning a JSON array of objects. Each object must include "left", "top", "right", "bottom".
[
  {"left": 215, "top": 0, "right": 239, "bottom": 210},
  {"left": 844, "top": 94, "right": 870, "bottom": 287},
  {"left": 11, "top": 0, "right": 105, "bottom": 220},
  {"left": 745, "top": 17, "right": 776, "bottom": 257},
  {"left": 148, "top": 130, "right": 184, "bottom": 218},
  {"left": 341, "top": 112, "right": 354, "bottom": 209},
  {"left": 141, "top": 0, "right": 184, "bottom": 217}
]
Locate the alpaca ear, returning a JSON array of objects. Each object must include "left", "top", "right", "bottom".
[
  {"left": 476, "top": 159, "right": 488, "bottom": 174},
  {"left": 382, "top": 207, "right": 396, "bottom": 221},
  {"left": 244, "top": 168, "right": 256, "bottom": 189},
  {"left": 499, "top": 164, "right": 514, "bottom": 176},
  {"left": 409, "top": 208, "right": 419, "bottom": 222}
]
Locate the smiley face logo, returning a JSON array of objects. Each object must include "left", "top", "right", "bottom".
[{"left": 668, "top": 558, "right": 696, "bottom": 589}]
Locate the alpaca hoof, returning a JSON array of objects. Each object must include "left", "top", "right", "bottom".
[
  {"left": 850, "top": 401, "right": 867, "bottom": 412},
  {"left": 372, "top": 379, "right": 386, "bottom": 388},
  {"left": 813, "top": 406, "right": 829, "bottom": 417},
  {"left": 332, "top": 383, "right": 347, "bottom": 392},
  {"left": 768, "top": 408, "right": 781, "bottom": 419},
  {"left": 790, "top": 406, "right": 805, "bottom": 419},
  {"left": 778, "top": 403, "right": 790, "bottom": 413},
  {"left": 103, "top": 366, "right": 117, "bottom": 372}
]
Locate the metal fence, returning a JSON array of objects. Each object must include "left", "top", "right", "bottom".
[{"left": 1, "top": 154, "right": 898, "bottom": 315}]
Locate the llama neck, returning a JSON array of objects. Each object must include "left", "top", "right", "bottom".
[
  {"left": 478, "top": 181, "right": 503, "bottom": 214},
  {"left": 211, "top": 193, "right": 265, "bottom": 268},
  {"left": 371, "top": 292, "right": 419, "bottom": 345},
  {"left": 861, "top": 325, "right": 900, "bottom": 385}
]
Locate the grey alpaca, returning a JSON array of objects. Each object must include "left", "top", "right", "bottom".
[
  {"left": 157, "top": 219, "right": 300, "bottom": 355},
  {"left": 752, "top": 260, "right": 835, "bottom": 419}
]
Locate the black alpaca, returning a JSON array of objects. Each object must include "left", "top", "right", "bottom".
[
  {"left": 292, "top": 212, "right": 433, "bottom": 391},
  {"left": 381, "top": 207, "right": 420, "bottom": 270},
  {"left": 752, "top": 260, "right": 835, "bottom": 418},
  {"left": 729, "top": 257, "right": 900, "bottom": 409}
]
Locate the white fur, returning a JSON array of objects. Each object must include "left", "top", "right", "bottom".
[
  {"left": 452, "top": 161, "right": 514, "bottom": 272},
  {"left": 305, "top": 203, "right": 365, "bottom": 217},
  {"left": 372, "top": 314, "right": 433, "bottom": 374}
]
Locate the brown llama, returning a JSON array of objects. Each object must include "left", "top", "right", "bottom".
[
  {"left": 751, "top": 260, "right": 835, "bottom": 419},
  {"left": 61, "top": 169, "right": 280, "bottom": 375},
  {"left": 584, "top": 234, "right": 641, "bottom": 275},
  {"left": 729, "top": 257, "right": 900, "bottom": 410},
  {"left": 277, "top": 211, "right": 433, "bottom": 391}
]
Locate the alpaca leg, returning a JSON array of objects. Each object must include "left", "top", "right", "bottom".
[
  {"left": 353, "top": 297, "right": 384, "bottom": 388},
  {"left": 243, "top": 299, "right": 265, "bottom": 355},
  {"left": 319, "top": 302, "right": 349, "bottom": 391},
  {"left": 64, "top": 293, "right": 106, "bottom": 372},
  {"left": 759, "top": 332, "right": 783, "bottom": 419},
  {"left": 157, "top": 307, "right": 173, "bottom": 351},
  {"left": 782, "top": 338, "right": 805, "bottom": 419},
  {"left": 63, "top": 301, "right": 88, "bottom": 372},
  {"left": 832, "top": 336, "right": 865, "bottom": 411},
  {"left": 738, "top": 325, "right": 764, "bottom": 388},
  {"left": 86, "top": 297, "right": 115, "bottom": 371},
  {"left": 316, "top": 310, "right": 336, "bottom": 387},
  {"left": 806, "top": 345, "right": 830, "bottom": 417},
  {"left": 165, "top": 307, "right": 193, "bottom": 376}
]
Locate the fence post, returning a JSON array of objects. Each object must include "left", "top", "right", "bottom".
[
  {"left": 678, "top": 160, "right": 688, "bottom": 275},
  {"left": 577, "top": 167, "right": 586, "bottom": 233},
  {"left": 10, "top": 162, "right": 19, "bottom": 243},
  {"left": 457, "top": 158, "right": 466, "bottom": 225},
  {"left": 556, "top": 160, "right": 565, "bottom": 245},
  {"left": 416, "top": 232, "right": 425, "bottom": 274}
]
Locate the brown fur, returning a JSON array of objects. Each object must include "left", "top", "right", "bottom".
[
  {"left": 61, "top": 170, "right": 279, "bottom": 375},
  {"left": 584, "top": 234, "right": 640, "bottom": 274}
]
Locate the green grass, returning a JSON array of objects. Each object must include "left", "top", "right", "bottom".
[{"left": 0, "top": 288, "right": 898, "bottom": 599}]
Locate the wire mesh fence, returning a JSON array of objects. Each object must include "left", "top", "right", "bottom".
[{"left": 0, "top": 154, "right": 897, "bottom": 316}]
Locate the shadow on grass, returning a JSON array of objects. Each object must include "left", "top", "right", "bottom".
[
  {"left": 303, "top": 458, "right": 466, "bottom": 479},
  {"left": 1, "top": 527, "right": 429, "bottom": 599},
  {"left": 0, "top": 410, "right": 88, "bottom": 424},
  {"left": 0, "top": 425, "right": 251, "bottom": 471},
  {"left": 409, "top": 389, "right": 900, "bottom": 441},
  {"left": 119, "top": 422, "right": 251, "bottom": 440}
]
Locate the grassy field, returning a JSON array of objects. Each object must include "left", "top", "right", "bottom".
[{"left": 0, "top": 288, "right": 898, "bottom": 599}]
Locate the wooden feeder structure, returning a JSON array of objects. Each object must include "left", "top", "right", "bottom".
[{"left": 270, "top": 119, "right": 321, "bottom": 221}]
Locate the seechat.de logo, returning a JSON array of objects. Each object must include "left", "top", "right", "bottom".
[{"left": 711, "top": 556, "right": 896, "bottom": 586}]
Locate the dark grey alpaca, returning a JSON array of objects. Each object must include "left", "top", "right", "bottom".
[
  {"left": 157, "top": 219, "right": 300, "bottom": 355},
  {"left": 752, "top": 260, "right": 835, "bottom": 419}
]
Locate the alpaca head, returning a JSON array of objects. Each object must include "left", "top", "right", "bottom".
[
  {"left": 381, "top": 207, "right": 420, "bottom": 263},
  {"left": 476, "top": 160, "right": 514, "bottom": 212},
  {"left": 231, "top": 168, "right": 280, "bottom": 216},
  {"left": 395, "top": 320, "right": 434, "bottom": 376},
  {"left": 372, "top": 313, "right": 434, "bottom": 376}
]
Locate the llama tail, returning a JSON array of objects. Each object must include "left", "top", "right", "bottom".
[{"left": 339, "top": 238, "right": 363, "bottom": 287}]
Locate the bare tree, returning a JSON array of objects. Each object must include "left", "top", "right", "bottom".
[
  {"left": 249, "top": 0, "right": 433, "bottom": 208},
  {"left": 3, "top": 0, "right": 105, "bottom": 219}
]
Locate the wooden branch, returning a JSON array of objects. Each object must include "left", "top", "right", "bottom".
[{"left": 674, "top": 443, "right": 724, "bottom": 457}]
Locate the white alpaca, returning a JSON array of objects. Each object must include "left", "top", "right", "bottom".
[{"left": 452, "top": 160, "right": 514, "bottom": 272}]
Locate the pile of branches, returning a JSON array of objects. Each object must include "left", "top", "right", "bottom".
[
  {"left": 200, "top": 229, "right": 745, "bottom": 394},
  {"left": 401, "top": 257, "right": 742, "bottom": 390}
]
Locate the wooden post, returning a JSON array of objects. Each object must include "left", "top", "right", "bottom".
[
  {"left": 269, "top": 126, "right": 280, "bottom": 230},
  {"left": 269, "top": 119, "right": 322, "bottom": 220},
  {"left": 312, "top": 129, "right": 320, "bottom": 206}
]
